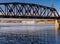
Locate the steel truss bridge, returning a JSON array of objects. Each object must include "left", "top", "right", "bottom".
[{"left": 0, "top": 2, "right": 59, "bottom": 19}]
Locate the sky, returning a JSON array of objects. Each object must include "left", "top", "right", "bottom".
[{"left": 0, "top": 0, "right": 60, "bottom": 13}]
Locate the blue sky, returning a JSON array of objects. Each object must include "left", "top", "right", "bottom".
[{"left": 0, "top": 0, "right": 60, "bottom": 13}]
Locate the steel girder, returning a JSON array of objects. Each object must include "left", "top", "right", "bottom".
[{"left": 0, "top": 2, "right": 59, "bottom": 19}]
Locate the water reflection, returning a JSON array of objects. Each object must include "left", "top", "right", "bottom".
[
  {"left": 58, "top": 30, "right": 60, "bottom": 36},
  {"left": 56, "top": 30, "right": 60, "bottom": 44},
  {"left": 0, "top": 24, "right": 57, "bottom": 44}
]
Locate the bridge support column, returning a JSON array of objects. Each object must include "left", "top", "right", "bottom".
[{"left": 55, "top": 20, "right": 60, "bottom": 30}]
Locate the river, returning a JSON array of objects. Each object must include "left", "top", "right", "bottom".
[{"left": 0, "top": 23, "right": 59, "bottom": 44}]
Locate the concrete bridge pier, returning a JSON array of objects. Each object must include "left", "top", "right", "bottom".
[{"left": 55, "top": 20, "right": 60, "bottom": 30}]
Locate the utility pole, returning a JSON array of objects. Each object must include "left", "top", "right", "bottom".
[{"left": 51, "top": 0, "right": 54, "bottom": 8}]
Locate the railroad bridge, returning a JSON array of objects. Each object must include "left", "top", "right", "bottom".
[{"left": 0, "top": 2, "right": 60, "bottom": 29}]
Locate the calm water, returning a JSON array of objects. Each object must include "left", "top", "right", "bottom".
[{"left": 0, "top": 23, "right": 60, "bottom": 44}]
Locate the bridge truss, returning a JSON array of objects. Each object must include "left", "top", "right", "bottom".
[{"left": 0, "top": 2, "right": 59, "bottom": 19}]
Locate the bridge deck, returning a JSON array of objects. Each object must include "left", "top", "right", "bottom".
[{"left": 0, "top": 15, "right": 60, "bottom": 19}]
